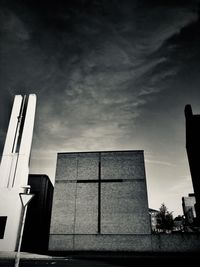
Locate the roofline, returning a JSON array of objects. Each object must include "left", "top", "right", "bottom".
[
  {"left": 149, "top": 208, "right": 159, "bottom": 212},
  {"left": 57, "top": 150, "right": 144, "bottom": 155},
  {"left": 29, "top": 174, "right": 49, "bottom": 178}
]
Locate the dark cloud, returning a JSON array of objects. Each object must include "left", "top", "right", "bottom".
[
  {"left": 0, "top": 0, "right": 197, "bottom": 148},
  {"left": 0, "top": 0, "right": 199, "bottom": 214}
]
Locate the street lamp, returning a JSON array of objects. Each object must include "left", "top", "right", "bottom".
[{"left": 14, "top": 185, "right": 34, "bottom": 267}]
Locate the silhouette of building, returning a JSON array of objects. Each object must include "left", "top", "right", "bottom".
[
  {"left": 49, "top": 150, "right": 151, "bottom": 251},
  {"left": 21, "top": 174, "right": 54, "bottom": 254},
  {"left": 185, "top": 105, "right": 200, "bottom": 224},
  {"left": 173, "top": 216, "right": 184, "bottom": 232},
  {"left": 182, "top": 193, "right": 196, "bottom": 226}
]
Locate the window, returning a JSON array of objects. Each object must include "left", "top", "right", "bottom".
[{"left": 0, "top": 216, "right": 7, "bottom": 239}]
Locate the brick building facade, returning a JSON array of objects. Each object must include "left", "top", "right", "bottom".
[{"left": 49, "top": 150, "right": 151, "bottom": 251}]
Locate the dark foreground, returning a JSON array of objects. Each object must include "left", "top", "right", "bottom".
[{"left": 0, "top": 253, "right": 198, "bottom": 267}]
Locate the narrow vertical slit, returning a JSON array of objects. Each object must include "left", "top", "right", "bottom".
[
  {"left": 12, "top": 95, "right": 27, "bottom": 153},
  {"left": 10, "top": 96, "right": 27, "bottom": 187},
  {"left": 73, "top": 155, "right": 78, "bottom": 249},
  {"left": 98, "top": 153, "right": 101, "bottom": 234}
]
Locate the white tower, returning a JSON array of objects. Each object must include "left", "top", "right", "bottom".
[{"left": 0, "top": 94, "right": 36, "bottom": 251}]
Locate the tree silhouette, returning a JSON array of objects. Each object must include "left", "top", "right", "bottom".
[{"left": 156, "top": 203, "right": 174, "bottom": 232}]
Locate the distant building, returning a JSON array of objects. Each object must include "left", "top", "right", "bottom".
[
  {"left": 21, "top": 174, "right": 54, "bottom": 254},
  {"left": 173, "top": 216, "right": 184, "bottom": 232},
  {"left": 182, "top": 193, "right": 196, "bottom": 225},
  {"left": 149, "top": 208, "right": 159, "bottom": 232},
  {"left": 185, "top": 105, "right": 200, "bottom": 223},
  {"left": 49, "top": 150, "right": 151, "bottom": 251}
]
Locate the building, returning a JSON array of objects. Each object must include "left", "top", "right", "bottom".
[
  {"left": 149, "top": 208, "right": 159, "bottom": 232},
  {"left": 49, "top": 150, "right": 151, "bottom": 252},
  {"left": 182, "top": 194, "right": 196, "bottom": 225},
  {"left": 21, "top": 174, "right": 54, "bottom": 254},
  {"left": 173, "top": 216, "right": 184, "bottom": 232},
  {"left": 185, "top": 105, "right": 200, "bottom": 223},
  {"left": 0, "top": 95, "right": 36, "bottom": 251}
]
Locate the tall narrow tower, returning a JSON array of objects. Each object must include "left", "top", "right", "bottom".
[
  {"left": 0, "top": 94, "right": 36, "bottom": 251},
  {"left": 185, "top": 104, "right": 200, "bottom": 225}
]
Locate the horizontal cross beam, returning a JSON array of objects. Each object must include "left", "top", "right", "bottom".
[{"left": 77, "top": 179, "right": 123, "bottom": 183}]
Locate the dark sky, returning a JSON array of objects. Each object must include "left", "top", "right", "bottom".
[{"left": 0, "top": 0, "right": 200, "bottom": 215}]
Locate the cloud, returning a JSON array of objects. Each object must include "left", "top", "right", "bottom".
[
  {"left": 0, "top": 8, "right": 30, "bottom": 41},
  {"left": 0, "top": 1, "right": 198, "bottom": 183},
  {"left": 145, "top": 159, "right": 175, "bottom": 167},
  {"left": 170, "top": 175, "right": 193, "bottom": 192}
]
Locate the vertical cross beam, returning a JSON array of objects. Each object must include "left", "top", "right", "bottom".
[
  {"left": 98, "top": 153, "right": 101, "bottom": 234},
  {"left": 76, "top": 152, "right": 123, "bottom": 235}
]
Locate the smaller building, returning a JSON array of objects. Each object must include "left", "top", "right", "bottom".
[
  {"left": 173, "top": 216, "right": 184, "bottom": 232},
  {"left": 149, "top": 208, "right": 159, "bottom": 232},
  {"left": 21, "top": 174, "right": 54, "bottom": 254},
  {"left": 182, "top": 193, "right": 196, "bottom": 225}
]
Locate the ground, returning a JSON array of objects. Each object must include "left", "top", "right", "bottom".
[{"left": 0, "top": 251, "right": 198, "bottom": 267}]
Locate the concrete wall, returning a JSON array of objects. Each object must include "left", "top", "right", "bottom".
[
  {"left": 152, "top": 233, "right": 200, "bottom": 252},
  {"left": 101, "top": 152, "right": 145, "bottom": 180},
  {"left": 49, "top": 150, "right": 151, "bottom": 251},
  {"left": 101, "top": 181, "right": 149, "bottom": 234},
  {"left": 49, "top": 234, "right": 152, "bottom": 251},
  {"left": 0, "top": 188, "right": 24, "bottom": 251},
  {"left": 49, "top": 233, "right": 200, "bottom": 252}
]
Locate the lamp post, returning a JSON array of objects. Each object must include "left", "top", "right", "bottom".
[{"left": 14, "top": 185, "right": 34, "bottom": 267}]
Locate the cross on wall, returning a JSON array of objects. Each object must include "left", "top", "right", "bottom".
[{"left": 77, "top": 153, "right": 123, "bottom": 234}]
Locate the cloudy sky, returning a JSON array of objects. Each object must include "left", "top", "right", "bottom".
[{"left": 0, "top": 0, "right": 200, "bottom": 216}]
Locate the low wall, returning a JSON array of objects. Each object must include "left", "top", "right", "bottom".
[
  {"left": 151, "top": 233, "right": 200, "bottom": 252},
  {"left": 49, "top": 233, "right": 200, "bottom": 252}
]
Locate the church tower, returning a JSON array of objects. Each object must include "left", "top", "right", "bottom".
[{"left": 0, "top": 94, "right": 36, "bottom": 251}]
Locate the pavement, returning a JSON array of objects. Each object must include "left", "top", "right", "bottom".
[
  {"left": 0, "top": 252, "right": 123, "bottom": 267},
  {"left": 0, "top": 251, "right": 199, "bottom": 266},
  {"left": 0, "top": 251, "right": 54, "bottom": 260}
]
